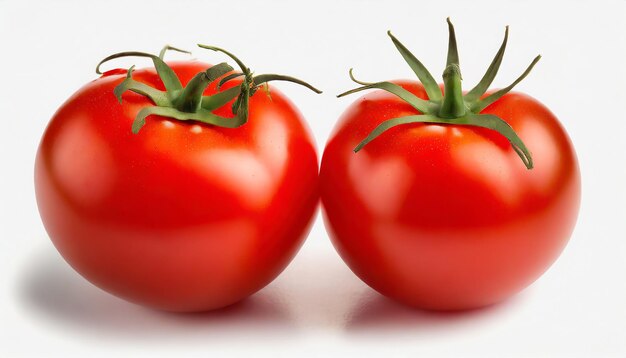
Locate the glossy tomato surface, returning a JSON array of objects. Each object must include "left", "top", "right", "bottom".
[
  {"left": 320, "top": 80, "right": 580, "bottom": 310},
  {"left": 35, "top": 61, "right": 318, "bottom": 312}
]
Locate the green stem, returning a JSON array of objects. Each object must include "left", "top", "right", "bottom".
[
  {"left": 174, "top": 62, "right": 233, "bottom": 113},
  {"left": 438, "top": 64, "right": 466, "bottom": 118},
  {"left": 174, "top": 71, "right": 211, "bottom": 113}
]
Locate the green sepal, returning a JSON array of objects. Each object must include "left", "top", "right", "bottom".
[
  {"left": 96, "top": 51, "right": 183, "bottom": 94},
  {"left": 218, "top": 72, "right": 245, "bottom": 89},
  {"left": 197, "top": 45, "right": 251, "bottom": 76},
  {"left": 201, "top": 73, "right": 322, "bottom": 113},
  {"left": 113, "top": 65, "right": 170, "bottom": 106},
  {"left": 132, "top": 106, "right": 246, "bottom": 134},
  {"left": 232, "top": 83, "right": 250, "bottom": 121},
  {"left": 354, "top": 114, "right": 446, "bottom": 152},
  {"left": 158, "top": 45, "right": 191, "bottom": 60},
  {"left": 387, "top": 31, "right": 442, "bottom": 101},
  {"left": 205, "top": 62, "right": 234, "bottom": 82},
  {"left": 338, "top": 69, "right": 434, "bottom": 114},
  {"left": 201, "top": 87, "right": 241, "bottom": 111},
  {"left": 253, "top": 74, "right": 322, "bottom": 94},
  {"left": 464, "top": 26, "right": 509, "bottom": 103},
  {"left": 354, "top": 113, "right": 533, "bottom": 169},
  {"left": 470, "top": 55, "right": 541, "bottom": 113},
  {"left": 445, "top": 18, "right": 460, "bottom": 69},
  {"left": 464, "top": 114, "right": 533, "bottom": 169}
]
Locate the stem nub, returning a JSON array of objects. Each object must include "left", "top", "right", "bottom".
[
  {"left": 175, "top": 72, "right": 211, "bottom": 113},
  {"left": 439, "top": 64, "right": 466, "bottom": 118}
]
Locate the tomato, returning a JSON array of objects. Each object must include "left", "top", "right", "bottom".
[
  {"left": 320, "top": 20, "right": 580, "bottom": 310},
  {"left": 35, "top": 47, "right": 320, "bottom": 312}
]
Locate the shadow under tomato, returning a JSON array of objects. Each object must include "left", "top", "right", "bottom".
[
  {"left": 17, "top": 247, "right": 297, "bottom": 342},
  {"left": 344, "top": 288, "right": 526, "bottom": 336}
]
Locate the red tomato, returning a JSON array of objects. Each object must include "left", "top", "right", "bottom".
[
  {"left": 321, "top": 82, "right": 580, "bottom": 310},
  {"left": 320, "top": 22, "right": 580, "bottom": 310},
  {"left": 35, "top": 59, "right": 319, "bottom": 312}
]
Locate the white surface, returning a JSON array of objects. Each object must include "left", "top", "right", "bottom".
[{"left": 1, "top": 0, "right": 625, "bottom": 356}]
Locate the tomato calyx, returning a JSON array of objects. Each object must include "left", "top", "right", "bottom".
[
  {"left": 95, "top": 45, "right": 322, "bottom": 134},
  {"left": 338, "top": 18, "right": 540, "bottom": 169}
]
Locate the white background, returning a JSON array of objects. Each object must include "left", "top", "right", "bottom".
[{"left": 1, "top": 0, "right": 625, "bottom": 356}]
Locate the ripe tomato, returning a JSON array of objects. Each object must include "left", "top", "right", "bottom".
[
  {"left": 35, "top": 47, "right": 320, "bottom": 312},
  {"left": 320, "top": 21, "right": 580, "bottom": 310}
]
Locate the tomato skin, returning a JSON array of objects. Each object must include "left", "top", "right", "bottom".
[
  {"left": 35, "top": 61, "right": 318, "bottom": 312},
  {"left": 320, "top": 80, "right": 580, "bottom": 310}
]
